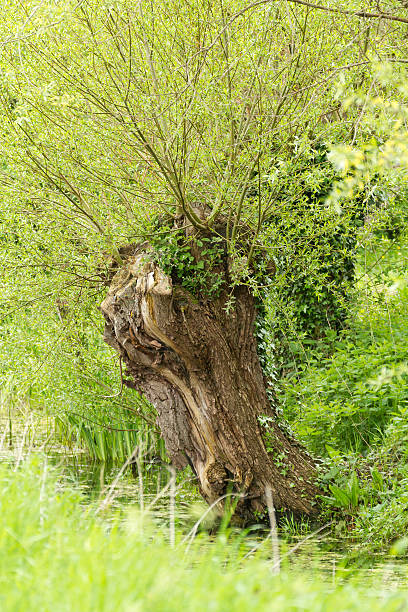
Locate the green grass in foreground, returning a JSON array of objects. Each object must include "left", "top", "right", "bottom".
[{"left": 0, "top": 458, "right": 407, "bottom": 612}]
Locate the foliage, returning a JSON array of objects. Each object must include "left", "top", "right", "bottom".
[
  {"left": 276, "top": 232, "right": 408, "bottom": 547},
  {"left": 263, "top": 147, "right": 356, "bottom": 333},
  {"left": 0, "top": 294, "right": 160, "bottom": 462},
  {"left": 281, "top": 235, "right": 408, "bottom": 454},
  {"left": 329, "top": 64, "right": 408, "bottom": 213},
  {"left": 3, "top": 0, "right": 400, "bottom": 245},
  {"left": 315, "top": 429, "right": 408, "bottom": 549},
  {"left": 147, "top": 221, "right": 225, "bottom": 298},
  {"left": 253, "top": 145, "right": 371, "bottom": 384}
]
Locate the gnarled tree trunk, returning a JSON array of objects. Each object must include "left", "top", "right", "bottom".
[{"left": 101, "top": 245, "right": 320, "bottom": 520}]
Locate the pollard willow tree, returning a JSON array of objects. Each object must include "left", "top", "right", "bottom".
[{"left": 1, "top": 0, "right": 407, "bottom": 518}]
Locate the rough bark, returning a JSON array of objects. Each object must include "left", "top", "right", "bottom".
[{"left": 100, "top": 244, "right": 320, "bottom": 520}]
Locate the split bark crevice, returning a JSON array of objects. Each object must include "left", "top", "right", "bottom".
[{"left": 101, "top": 244, "right": 320, "bottom": 520}]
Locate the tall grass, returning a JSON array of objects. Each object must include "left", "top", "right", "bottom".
[{"left": 0, "top": 458, "right": 406, "bottom": 611}]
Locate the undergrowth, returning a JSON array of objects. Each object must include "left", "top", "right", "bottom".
[{"left": 280, "top": 232, "right": 408, "bottom": 546}]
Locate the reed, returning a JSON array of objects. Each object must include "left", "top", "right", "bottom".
[{"left": 55, "top": 412, "right": 166, "bottom": 464}]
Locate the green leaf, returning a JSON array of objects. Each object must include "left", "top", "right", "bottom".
[
  {"left": 329, "top": 484, "right": 351, "bottom": 508},
  {"left": 348, "top": 472, "right": 360, "bottom": 508},
  {"left": 371, "top": 468, "right": 384, "bottom": 492}
]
